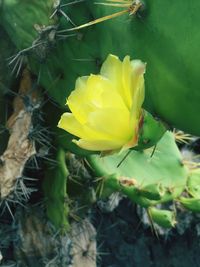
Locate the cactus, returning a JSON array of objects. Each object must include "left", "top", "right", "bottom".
[
  {"left": 0, "top": 0, "right": 200, "bottom": 267},
  {"left": 85, "top": 0, "right": 200, "bottom": 135},
  {"left": 1, "top": 1, "right": 200, "bottom": 135},
  {"left": 148, "top": 207, "right": 177, "bottom": 229},
  {"left": 0, "top": 0, "right": 55, "bottom": 49},
  {"left": 179, "top": 169, "right": 200, "bottom": 212},
  {"left": 1, "top": 2, "right": 200, "bottom": 265},
  {"left": 87, "top": 131, "right": 188, "bottom": 225},
  {"left": 43, "top": 147, "right": 70, "bottom": 230}
]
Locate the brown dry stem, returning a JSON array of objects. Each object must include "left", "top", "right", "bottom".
[{"left": 0, "top": 69, "right": 40, "bottom": 199}]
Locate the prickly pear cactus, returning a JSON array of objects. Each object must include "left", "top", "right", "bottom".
[
  {"left": 85, "top": 0, "right": 200, "bottom": 135},
  {"left": 1, "top": 0, "right": 200, "bottom": 135},
  {"left": 87, "top": 131, "right": 188, "bottom": 226},
  {"left": 88, "top": 131, "right": 187, "bottom": 204},
  {"left": 0, "top": 0, "right": 55, "bottom": 49},
  {"left": 1, "top": 0, "right": 200, "bottom": 265},
  {"left": 179, "top": 169, "right": 200, "bottom": 213}
]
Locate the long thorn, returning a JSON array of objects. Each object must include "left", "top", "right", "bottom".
[
  {"left": 117, "top": 150, "right": 131, "bottom": 168},
  {"left": 95, "top": 2, "right": 130, "bottom": 7},
  {"left": 61, "top": 0, "right": 85, "bottom": 7},
  {"left": 60, "top": 9, "right": 128, "bottom": 32},
  {"left": 59, "top": 9, "right": 76, "bottom": 26}
]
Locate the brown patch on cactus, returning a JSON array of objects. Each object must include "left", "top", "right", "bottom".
[
  {"left": 0, "top": 69, "right": 40, "bottom": 199},
  {"left": 119, "top": 176, "right": 138, "bottom": 187}
]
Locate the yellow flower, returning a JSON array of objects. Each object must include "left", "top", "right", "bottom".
[{"left": 58, "top": 54, "right": 146, "bottom": 152}]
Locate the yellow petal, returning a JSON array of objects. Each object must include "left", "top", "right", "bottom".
[
  {"left": 58, "top": 112, "right": 86, "bottom": 138},
  {"left": 67, "top": 85, "right": 93, "bottom": 124},
  {"left": 100, "top": 54, "right": 126, "bottom": 101},
  {"left": 75, "top": 76, "right": 88, "bottom": 89},
  {"left": 100, "top": 54, "right": 122, "bottom": 83},
  {"left": 130, "top": 61, "right": 145, "bottom": 124},
  {"left": 58, "top": 54, "right": 146, "bottom": 152},
  {"left": 85, "top": 74, "right": 107, "bottom": 108},
  {"left": 122, "top": 55, "right": 132, "bottom": 109},
  {"left": 87, "top": 108, "right": 132, "bottom": 141},
  {"left": 86, "top": 74, "right": 127, "bottom": 110},
  {"left": 58, "top": 112, "right": 109, "bottom": 140},
  {"left": 130, "top": 60, "right": 145, "bottom": 110},
  {"left": 122, "top": 56, "right": 146, "bottom": 110},
  {"left": 74, "top": 139, "right": 124, "bottom": 151}
]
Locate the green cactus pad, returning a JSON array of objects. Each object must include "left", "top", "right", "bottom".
[
  {"left": 179, "top": 197, "right": 200, "bottom": 213},
  {"left": 87, "top": 131, "right": 188, "bottom": 207},
  {"left": 0, "top": 0, "right": 55, "bottom": 49},
  {"left": 187, "top": 169, "right": 200, "bottom": 198},
  {"left": 179, "top": 169, "right": 200, "bottom": 212},
  {"left": 136, "top": 110, "right": 167, "bottom": 150},
  {"left": 148, "top": 207, "right": 177, "bottom": 228},
  {"left": 2, "top": 1, "right": 200, "bottom": 134},
  {"left": 87, "top": 0, "right": 200, "bottom": 135}
]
